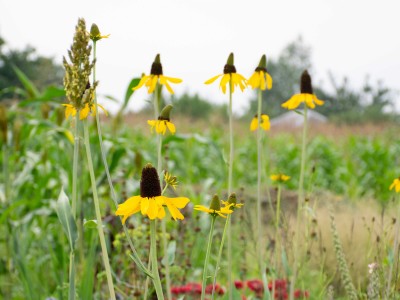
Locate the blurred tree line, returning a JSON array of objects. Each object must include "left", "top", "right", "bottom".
[
  {"left": 0, "top": 36, "right": 63, "bottom": 101},
  {"left": 0, "top": 34, "right": 396, "bottom": 123}
]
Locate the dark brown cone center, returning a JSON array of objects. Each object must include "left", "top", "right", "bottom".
[
  {"left": 151, "top": 62, "right": 163, "bottom": 76},
  {"left": 300, "top": 71, "right": 313, "bottom": 94},
  {"left": 140, "top": 166, "right": 162, "bottom": 198},
  {"left": 255, "top": 66, "right": 268, "bottom": 73},
  {"left": 157, "top": 116, "right": 170, "bottom": 121},
  {"left": 223, "top": 64, "right": 236, "bottom": 74}
]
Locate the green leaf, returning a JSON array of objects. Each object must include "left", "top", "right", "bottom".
[
  {"left": 122, "top": 77, "right": 141, "bottom": 110},
  {"left": 129, "top": 254, "right": 154, "bottom": 278},
  {"left": 161, "top": 240, "right": 176, "bottom": 266},
  {"left": 56, "top": 188, "right": 78, "bottom": 251},
  {"left": 12, "top": 66, "right": 40, "bottom": 98}
]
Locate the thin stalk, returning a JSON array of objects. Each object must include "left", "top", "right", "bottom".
[
  {"left": 150, "top": 220, "right": 165, "bottom": 300},
  {"left": 72, "top": 113, "right": 79, "bottom": 218},
  {"left": 3, "top": 143, "right": 12, "bottom": 298},
  {"left": 227, "top": 80, "right": 234, "bottom": 300},
  {"left": 211, "top": 214, "right": 230, "bottom": 299},
  {"left": 83, "top": 121, "right": 116, "bottom": 300},
  {"left": 201, "top": 217, "right": 216, "bottom": 300},
  {"left": 386, "top": 195, "right": 400, "bottom": 299},
  {"left": 68, "top": 251, "right": 76, "bottom": 300},
  {"left": 256, "top": 89, "right": 270, "bottom": 299},
  {"left": 289, "top": 106, "right": 308, "bottom": 300},
  {"left": 272, "top": 184, "right": 282, "bottom": 299},
  {"left": 91, "top": 41, "right": 149, "bottom": 275}
]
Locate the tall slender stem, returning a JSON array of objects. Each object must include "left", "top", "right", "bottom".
[
  {"left": 72, "top": 113, "right": 79, "bottom": 218},
  {"left": 91, "top": 41, "right": 149, "bottom": 275},
  {"left": 289, "top": 106, "right": 308, "bottom": 300},
  {"left": 256, "top": 89, "right": 270, "bottom": 299},
  {"left": 201, "top": 217, "right": 216, "bottom": 300},
  {"left": 68, "top": 251, "right": 76, "bottom": 300},
  {"left": 386, "top": 195, "right": 400, "bottom": 299},
  {"left": 83, "top": 121, "right": 116, "bottom": 300},
  {"left": 272, "top": 184, "right": 282, "bottom": 299},
  {"left": 226, "top": 81, "right": 235, "bottom": 299},
  {"left": 150, "top": 220, "right": 165, "bottom": 300}
]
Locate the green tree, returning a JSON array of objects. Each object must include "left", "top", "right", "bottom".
[{"left": 0, "top": 36, "right": 63, "bottom": 101}]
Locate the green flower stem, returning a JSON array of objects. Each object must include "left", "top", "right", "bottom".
[
  {"left": 227, "top": 80, "right": 234, "bottom": 300},
  {"left": 256, "top": 89, "right": 271, "bottom": 300},
  {"left": 68, "top": 251, "right": 76, "bottom": 300},
  {"left": 201, "top": 216, "right": 216, "bottom": 300},
  {"left": 91, "top": 41, "right": 150, "bottom": 276},
  {"left": 211, "top": 214, "right": 230, "bottom": 299},
  {"left": 272, "top": 184, "right": 282, "bottom": 299},
  {"left": 289, "top": 106, "right": 308, "bottom": 300},
  {"left": 72, "top": 112, "right": 79, "bottom": 218},
  {"left": 386, "top": 194, "right": 400, "bottom": 299},
  {"left": 150, "top": 220, "right": 165, "bottom": 300},
  {"left": 83, "top": 121, "right": 116, "bottom": 300}
]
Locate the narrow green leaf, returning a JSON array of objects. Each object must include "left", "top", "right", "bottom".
[
  {"left": 12, "top": 66, "right": 40, "bottom": 98},
  {"left": 84, "top": 219, "right": 100, "bottom": 229},
  {"left": 122, "top": 77, "right": 141, "bottom": 110},
  {"left": 129, "top": 254, "right": 154, "bottom": 278},
  {"left": 56, "top": 188, "right": 78, "bottom": 251}
]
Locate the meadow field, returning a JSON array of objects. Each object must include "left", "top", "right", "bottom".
[{"left": 1, "top": 19, "right": 400, "bottom": 300}]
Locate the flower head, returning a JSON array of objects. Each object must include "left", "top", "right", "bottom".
[
  {"left": 248, "top": 55, "right": 273, "bottom": 90},
  {"left": 194, "top": 195, "right": 233, "bottom": 218},
  {"left": 222, "top": 193, "right": 244, "bottom": 211},
  {"left": 62, "top": 102, "right": 108, "bottom": 120},
  {"left": 250, "top": 114, "right": 270, "bottom": 131},
  {"left": 390, "top": 177, "right": 400, "bottom": 193},
  {"left": 281, "top": 70, "right": 324, "bottom": 110},
  {"left": 270, "top": 174, "right": 291, "bottom": 183},
  {"left": 133, "top": 54, "right": 182, "bottom": 94},
  {"left": 205, "top": 53, "right": 247, "bottom": 94},
  {"left": 89, "top": 23, "right": 110, "bottom": 42},
  {"left": 164, "top": 171, "right": 178, "bottom": 190},
  {"left": 148, "top": 104, "right": 176, "bottom": 135},
  {"left": 115, "top": 164, "right": 189, "bottom": 223}
]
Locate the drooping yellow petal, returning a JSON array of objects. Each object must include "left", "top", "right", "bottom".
[
  {"left": 79, "top": 103, "right": 91, "bottom": 120},
  {"left": 156, "top": 120, "right": 167, "bottom": 135},
  {"left": 63, "top": 104, "right": 77, "bottom": 119},
  {"left": 250, "top": 117, "right": 258, "bottom": 131},
  {"left": 194, "top": 205, "right": 211, "bottom": 213},
  {"left": 148, "top": 120, "right": 157, "bottom": 133},
  {"left": 160, "top": 77, "right": 174, "bottom": 94},
  {"left": 235, "top": 73, "right": 247, "bottom": 92},
  {"left": 146, "top": 198, "right": 159, "bottom": 220},
  {"left": 148, "top": 75, "right": 158, "bottom": 94},
  {"left": 266, "top": 73, "right": 273, "bottom": 90},
  {"left": 247, "top": 72, "right": 259, "bottom": 89},
  {"left": 205, "top": 74, "right": 223, "bottom": 85},
  {"left": 220, "top": 74, "right": 230, "bottom": 94},
  {"left": 163, "top": 76, "right": 183, "bottom": 84},
  {"left": 282, "top": 94, "right": 303, "bottom": 110},
  {"left": 157, "top": 206, "right": 166, "bottom": 219},
  {"left": 304, "top": 94, "right": 316, "bottom": 109},
  {"left": 314, "top": 97, "right": 324, "bottom": 106},
  {"left": 260, "top": 72, "right": 266, "bottom": 90},
  {"left": 260, "top": 114, "right": 270, "bottom": 131},
  {"left": 115, "top": 196, "right": 142, "bottom": 224},
  {"left": 166, "top": 121, "right": 176, "bottom": 134},
  {"left": 141, "top": 197, "right": 150, "bottom": 215},
  {"left": 133, "top": 75, "right": 151, "bottom": 91}
]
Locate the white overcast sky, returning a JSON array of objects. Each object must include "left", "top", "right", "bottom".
[{"left": 1, "top": 0, "right": 400, "bottom": 113}]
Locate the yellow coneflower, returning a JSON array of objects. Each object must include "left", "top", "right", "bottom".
[
  {"left": 390, "top": 177, "right": 400, "bottom": 193},
  {"left": 133, "top": 54, "right": 182, "bottom": 94},
  {"left": 204, "top": 53, "right": 247, "bottom": 94},
  {"left": 89, "top": 23, "right": 110, "bottom": 42},
  {"left": 248, "top": 55, "right": 273, "bottom": 90},
  {"left": 270, "top": 174, "right": 291, "bottom": 183},
  {"left": 116, "top": 164, "right": 189, "bottom": 223},
  {"left": 221, "top": 193, "right": 244, "bottom": 210},
  {"left": 281, "top": 70, "right": 324, "bottom": 110},
  {"left": 250, "top": 114, "right": 270, "bottom": 131},
  {"left": 147, "top": 104, "right": 176, "bottom": 135},
  {"left": 194, "top": 195, "right": 233, "bottom": 218}
]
